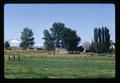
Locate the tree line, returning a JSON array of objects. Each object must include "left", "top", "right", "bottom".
[
  {"left": 4, "top": 22, "right": 114, "bottom": 54},
  {"left": 92, "top": 27, "right": 111, "bottom": 53},
  {"left": 43, "top": 22, "right": 81, "bottom": 53}
]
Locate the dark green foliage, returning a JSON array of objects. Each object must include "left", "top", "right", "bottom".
[
  {"left": 36, "top": 48, "right": 43, "bottom": 50},
  {"left": 93, "top": 27, "right": 110, "bottom": 53},
  {"left": 42, "top": 22, "right": 81, "bottom": 53},
  {"left": 43, "top": 30, "right": 54, "bottom": 51},
  {"left": 61, "top": 28, "right": 80, "bottom": 52},
  {"left": 78, "top": 46, "right": 84, "bottom": 52},
  {"left": 101, "top": 27, "right": 105, "bottom": 44},
  {"left": 94, "top": 28, "right": 99, "bottom": 52},
  {"left": 94, "top": 28, "right": 98, "bottom": 43},
  {"left": 4, "top": 41, "right": 11, "bottom": 50},
  {"left": 98, "top": 28, "right": 102, "bottom": 43},
  {"left": 104, "top": 27, "right": 110, "bottom": 52},
  {"left": 89, "top": 41, "right": 95, "bottom": 52},
  {"left": 43, "top": 22, "right": 81, "bottom": 53},
  {"left": 20, "top": 28, "right": 34, "bottom": 49},
  {"left": 50, "top": 22, "right": 65, "bottom": 48}
]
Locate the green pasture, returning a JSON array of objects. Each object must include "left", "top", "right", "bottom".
[{"left": 4, "top": 50, "right": 115, "bottom": 79}]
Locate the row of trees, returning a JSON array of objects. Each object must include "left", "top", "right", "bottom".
[
  {"left": 4, "top": 22, "right": 114, "bottom": 54},
  {"left": 92, "top": 27, "right": 111, "bottom": 53},
  {"left": 42, "top": 22, "right": 114, "bottom": 53},
  {"left": 43, "top": 22, "right": 81, "bottom": 53}
]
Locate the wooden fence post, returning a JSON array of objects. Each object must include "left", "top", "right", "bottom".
[
  {"left": 18, "top": 55, "right": 20, "bottom": 61},
  {"left": 13, "top": 55, "right": 15, "bottom": 61},
  {"left": 8, "top": 55, "right": 11, "bottom": 60}
]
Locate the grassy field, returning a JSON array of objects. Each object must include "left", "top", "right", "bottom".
[{"left": 4, "top": 50, "right": 115, "bottom": 79}]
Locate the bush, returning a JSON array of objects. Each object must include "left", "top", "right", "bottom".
[
  {"left": 36, "top": 48, "right": 43, "bottom": 50},
  {"left": 79, "top": 46, "right": 84, "bottom": 52},
  {"left": 4, "top": 41, "right": 10, "bottom": 49},
  {"left": 6, "top": 47, "right": 12, "bottom": 50}
]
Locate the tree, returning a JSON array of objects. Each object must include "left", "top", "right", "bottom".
[
  {"left": 101, "top": 27, "right": 105, "bottom": 44},
  {"left": 104, "top": 27, "right": 110, "bottom": 52},
  {"left": 50, "top": 22, "right": 65, "bottom": 48},
  {"left": 93, "top": 28, "right": 99, "bottom": 52},
  {"left": 20, "top": 28, "right": 34, "bottom": 49},
  {"left": 4, "top": 41, "right": 10, "bottom": 50},
  {"left": 89, "top": 41, "right": 95, "bottom": 52},
  {"left": 93, "top": 27, "right": 110, "bottom": 53},
  {"left": 78, "top": 46, "right": 84, "bottom": 52},
  {"left": 62, "top": 28, "right": 81, "bottom": 53},
  {"left": 42, "top": 30, "right": 54, "bottom": 51}
]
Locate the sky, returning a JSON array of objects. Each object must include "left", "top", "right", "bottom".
[{"left": 4, "top": 4, "right": 115, "bottom": 47}]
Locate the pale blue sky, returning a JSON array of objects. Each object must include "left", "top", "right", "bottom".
[{"left": 4, "top": 4, "right": 115, "bottom": 46}]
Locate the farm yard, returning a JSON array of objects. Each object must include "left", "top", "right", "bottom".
[
  {"left": 4, "top": 4, "right": 115, "bottom": 79},
  {"left": 4, "top": 50, "right": 115, "bottom": 79}
]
